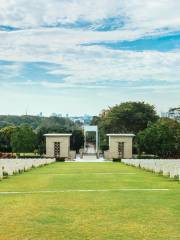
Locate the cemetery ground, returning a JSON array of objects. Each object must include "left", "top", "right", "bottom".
[{"left": 0, "top": 163, "right": 180, "bottom": 240}]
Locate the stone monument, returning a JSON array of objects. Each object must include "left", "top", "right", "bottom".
[
  {"left": 106, "top": 134, "right": 135, "bottom": 159},
  {"left": 44, "top": 133, "right": 72, "bottom": 158}
]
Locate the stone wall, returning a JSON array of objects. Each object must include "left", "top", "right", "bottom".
[
  {"left": 109, "top": 136, "right": 133, "bottom": 159},
  {"left": 46, "top": 136, "right": 70, "bottom": 158}
]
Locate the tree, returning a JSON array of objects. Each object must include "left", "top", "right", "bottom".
[
  {"left": 0, "top": 115, "right": 79, "bottom": 131},
  {"left": 100, "top": 102, "right": 159, "bottom": 134},
  {"left": 91, "top": 116, "right": 101, "bottom": 126},
  {"left": 0, "top": 126, "right": 17, "bottom": 152},
  {"left": 70, "top": 130, "right": 84, "bottom": 153},
  {"left": 36, "top": 126, "right": 48, "bottom": 155},
  {"left": 11, "top": 125, "right": 37, "bottom": 153},
  {"left": 91, "top": 101, "right": 159, "bottom": 150},
  {"left": 136, "top": 118, "right": 180, "bottom": 158}
]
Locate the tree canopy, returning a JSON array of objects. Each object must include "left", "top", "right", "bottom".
[
  {"left": 91, "top": 101, "right": 159, "bottom": 150},
  {"left": 0, "top": 115, "right": 79, "bottom": 130},
  {"left": 0, "top": 115, "right": 81, "bottom": 154},
  {"left": 93, "top": 101, "right": 159, "bottom": 134},
  {"left": 0, "top": 126, "right": 17, "bottom": 152},
  {"left": 11, "top": 125, "right": 37, "bottom": 153},
  {"left": 70, "top": 130, "right": 84, "bottom": 153},
  {"left": 137, "top": 118, "right": 180, "bottom": 158}
]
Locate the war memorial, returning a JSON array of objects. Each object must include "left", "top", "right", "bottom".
[
  {"left": 44, "top": 126, "right": 134, "bottom": 161},
  {"left": 0, "top": 0, "right": 180, "bottom": 239}
]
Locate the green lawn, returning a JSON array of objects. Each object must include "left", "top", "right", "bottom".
[{"left": 0, "top": 162, "right": 180, "bottom": 240}]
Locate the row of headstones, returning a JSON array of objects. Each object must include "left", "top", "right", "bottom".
[
  {"left": 0, "top": 158, "right": 56, "bottom": 180},
  {"left": 122, "top": 159, "right": 180, "bottom": 180}
]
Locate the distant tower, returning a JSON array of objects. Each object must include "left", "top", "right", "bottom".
[{"left": 25, "top": 106, "right": 28, "bottom": 115}]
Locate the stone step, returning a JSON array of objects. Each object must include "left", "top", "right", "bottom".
[{"left": 82, "top": 154, "right": 97, "bottom": 160}]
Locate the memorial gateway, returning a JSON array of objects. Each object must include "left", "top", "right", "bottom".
[{"left": 44, "top": 126, "right": 135, "bottom": 160}]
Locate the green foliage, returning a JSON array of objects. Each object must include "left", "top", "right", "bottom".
[
  {"left": 11, "top": 125, "right": 37, "bottom": 153},
  {"left": 0, "top": 115, "right": 80, "bottom": 154},
  {"left": 100, "top": 144, "right": 109, "bottom": 151},
  {"left": 136, "top": 155, "right": 159, "bottom": 159},
  {"left": 99, "top": 101, "right": 158, "bottom": 134},
  {"left": 18, "top": 155, "right": 43, "bottom": 159},
  {"left": 0, "top": 115, "right": 78, "bottom": 131},
  {"left": 137, "top": 118, "right": 180, "bottom": 158},
  {"left": 86, "top": 131, "right": 96, "bottom": 143},
  {"left": 0, "top": 115, "right": 42, "bottom": 129},
  {"left": 56, "top": 157, "right": 66, "bottom": 162},
  {"left": 0, "top": 126, "right": 17, "bottom": 152},
  {"left": 113, "top": 158, "right": 121, "bottom": 162},
  {"left": 92, "top": 101, "right": 159, "bottom": 150},
  {"left": 91, "top": 116, "right": 101, "bottom": 126},
  {"left": 37, "top": 116, "right": 75, "bottom": 132},
  {"left": 70, "top": 130, "right": 84, "bottom": 153}
]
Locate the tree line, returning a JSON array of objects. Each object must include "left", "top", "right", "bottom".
[
  {"left": 0, "top": 116, "right": 84, "bottom": 156},
  {"left": 91, "top": 101, "right": 180, "bottom": 158},
  {"left": 0, "top": 102, "right": 179, "bottom": 158}
]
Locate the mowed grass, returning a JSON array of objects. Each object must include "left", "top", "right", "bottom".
[{"left": 0, "top": 163, "right": 180, "bottom": 240}]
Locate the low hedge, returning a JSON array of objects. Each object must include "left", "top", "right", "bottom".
[
  {"left": 137, "top": 155, "right": 159, "bottom": 159},
  {"left": 113, "top": 158, "right": 121, "bottom": 162},
  {"left": 56, "top": 157, "right": 66, "bottom": 162}
]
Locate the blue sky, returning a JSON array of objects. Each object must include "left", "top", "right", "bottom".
[{"left": 0, "top": 0, "right": 180, "bottom": 116}]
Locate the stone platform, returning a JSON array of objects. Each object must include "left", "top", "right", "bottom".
[{"left": 66, "top": 154, "right": 112, "bottom": 163}]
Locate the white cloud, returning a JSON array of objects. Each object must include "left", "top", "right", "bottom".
[
  {"left": 1, "top": 26, "right": 177, "bottom": 86},
  {"left": 0, "top": 26, "right": 179, "bottom": 86},
  {"left": 0, "top": 0, "right": 180, "bottom": 90},
  {"left": 47, "top": 48, "right": 180, "bottom": 85},
  {"left": 119, "top": 1, "right": 180, "bottom": 31},
  {"left": 0, "top": 0, "right": 180, "bottom": 33},
  {"left": 0, "top": 0, "right": 121, "bottom": 28},
  {"left": 0, "top": 62, "right": 23, "bottom": 79}
]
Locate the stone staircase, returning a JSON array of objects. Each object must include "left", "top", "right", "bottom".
[
  {"left": 74, "top": 153, "right": 106, "bottom": 162},
  {"left": 82, "top": 153, "right": 97, "bottom": 160}
]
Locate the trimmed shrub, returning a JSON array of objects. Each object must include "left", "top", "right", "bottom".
[
  {"left": 137, "top": 155, "right": 159, "bottom": 159},
  {"left": 17, "top": 155, "right": 43, "bottom": 159},
  {"left": 113, "top": 158, "right": 121, "bottom": 162},
  {"left": 56, "top": 157, "right": 66, "bottom": 162}
]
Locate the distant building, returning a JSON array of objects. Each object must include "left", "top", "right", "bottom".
[
  {"left": 83, "top": 114, "right": 93, "bottom": 124},
  {"left": 51, "top": 113, "right": 58, "bottom": 117},
  {"left": 161, "top": 107, "right": 180, "bottom": 121},
  {"left": 70, "top": 116, "right": 84, "bottom": 124},
  {"left": 58, "top": 114, "right": 62, "bottom": 118},
  {"left": 168, "top": 107, "right": 180, "bottom": 121},
  {"left": 69, "top": 115, "right": 94, "bottom": 124},
  {"left": 161, "top": 112, "right": 169, "bottom": 118},
  {"left": 38, "top": 112, "right": 43, "bottom": 117},
  {"left": 51, "top": 113, "right": 63, "bottom": 118}
]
